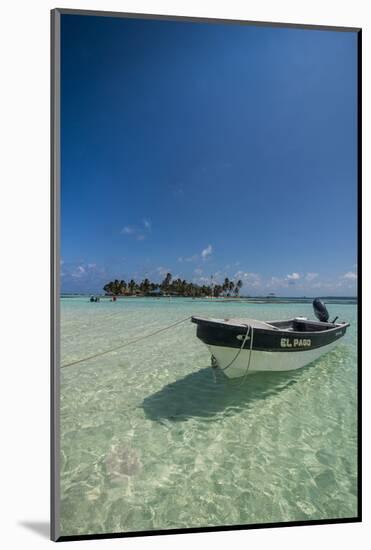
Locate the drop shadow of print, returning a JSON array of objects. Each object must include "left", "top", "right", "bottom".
[
  {"left": 18, "top": 521, "right": 50, "bottom": 539},
  {"left": 141, "top": 366, "right": 305, "bottom": 423}
]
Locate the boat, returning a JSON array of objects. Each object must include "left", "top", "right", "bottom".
[{"left": 191, "top": 299, "right": 349, "bottom": 378}]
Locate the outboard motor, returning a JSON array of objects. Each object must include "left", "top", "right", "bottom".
[{"left": 313, "top": 298, "right": 329, "bottom": 323}]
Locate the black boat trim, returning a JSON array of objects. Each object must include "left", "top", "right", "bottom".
[{"left": 192, "top": 317, "right": 349, "bottom": 353}]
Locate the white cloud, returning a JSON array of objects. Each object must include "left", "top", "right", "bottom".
[
  {"left": 305, "top": 272, "right": 318, "bottom": 282},
  {"left": 212, "top": 271, "right": 223, "bottom": 282},
  {"left": 286, "top": 272, "right": 300, "bottom": 280},
  {"left": 266, "top": 275, "right": 292, "bottom": 289},
  {"left": 156, "top": 266, "right": 170, "bottom": 277},
  {"left": 121, "top": 226, "right": 135, "bottom": 235},
  {"left": 267, "top": 276, "right": 286, "bottom": 289},
  {"left": 234, "top": 271, "right": 261, "bottom": 288},
  {"left": 311, "top": 281, "right": 325, "bottom": 289},
  {"left": 178, "top": 254, "right": 198, "bottom": 263},
  {"left": 143, "top": 219, "right": 151, "bottom": 231},
  {"left": 343, "top": 271, "right": 357, "bottom": 280},
  {"left": 71, "top": 265, "right": 86, "bottom": 278},
  {"left": 122, "top": 220, "right": 150, "bottom": 240},
  {"left": 194, "top": 268, "right": 203, "bottom": 275},
  {"left": 196, "top": 276, "right": 211, "bottom": 284},
  {"left": 201, "top": 244, "right": 212, "bottom": 260},
  {"left": 178, "top": 245, "right": 213, "bottom": 264}
]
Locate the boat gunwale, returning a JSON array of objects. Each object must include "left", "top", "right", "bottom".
[{"left": 191, "top": 316, "right": 350, "bottom": 338}]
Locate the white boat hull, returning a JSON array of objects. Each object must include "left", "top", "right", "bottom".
[{"left": 209, "top": 340, "right": 339, "bottom": 379}]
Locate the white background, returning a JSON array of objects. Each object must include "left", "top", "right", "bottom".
[{"left": 0, "top": 0, "right": 369, "bottom": 548}]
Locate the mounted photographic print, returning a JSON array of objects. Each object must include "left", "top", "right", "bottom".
[{"left": 51, "top": 9, "right": 361, "bottom": 542}]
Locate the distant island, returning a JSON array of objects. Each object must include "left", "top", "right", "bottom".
[{"left": 103, "top": 273, "right": 243, "bottom": 298}]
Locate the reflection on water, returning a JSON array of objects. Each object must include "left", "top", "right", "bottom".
[
  {"left": 60, "top": 298, "right": 358, "bottom": 536},
  {"left": 142, "top": 367, "right": 303, "bottom": 422}
]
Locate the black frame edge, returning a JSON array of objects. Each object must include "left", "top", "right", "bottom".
[
  {"left": 54, "top": 7, "right": 361, "bottom": 33},
  {"left": 51, "top": 7, "right": 61, "bottom": 543},
  {"left": 356, "top": 28, "right": 362, "bottom": 522},
  {"left": 56, "top": 517, "right": 361, "bottom": 543}
]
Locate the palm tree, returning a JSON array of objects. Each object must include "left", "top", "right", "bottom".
[
  {"left": 213, "top": 284, "right": 222, "bottom": 297},
  {"left": 171, "top": 278, "right": 182, "bottom": 295},
  {"left": 103, "top": 279, "right": 126, "bottom": 295},
  {"left": 181, "top": 279, "right": 187, "bottom": 295},
  {"left": 235, "top": 279, "right": 243, "bottom": 296},
  {"left": 128, "top": 279, "right": 136, "bottom": 295},
  {"left": 103, "top": 274, "right": 243, "bottom": 298},
  {"left": 140, "top": 278, "right": 151, "bottom": 295},
  {"left": 103, "top": 281, "right": 113, "bottom": 295},
  {"left": 223, "top": 278, "right": 230, "bottom": 296},
  {"left": 161, "top": 272, "right": 172, "bottom": 293}
]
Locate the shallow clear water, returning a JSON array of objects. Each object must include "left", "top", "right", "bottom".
[{"left": 60, "top": 298, "right": 358, "bottom": 536}]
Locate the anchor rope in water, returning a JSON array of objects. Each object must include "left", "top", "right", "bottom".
[
  {"left": 61, "top": 316, "right": 192, "bottom": 369},
  {"left": 221, "top": 323, "right": 252, "bottom": 371},
  {"left": 62, "top": 310, "right": 127, "bottom": 330},
  {"left": 239, "top": 325, "right": 255, "bottom": 385},
  {"left": 220, "top": 323, "right": 255, "bottom": 384}
]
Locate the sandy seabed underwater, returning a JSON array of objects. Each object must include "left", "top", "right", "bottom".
[{"left": 59, "top": 298, "right": 358, "bottom": 536}]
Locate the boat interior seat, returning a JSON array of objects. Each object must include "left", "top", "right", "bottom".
[
  {"left": 227, "top": 318, "right": 280, "bottom": 330},
  {"left": 293, "top": 318, "right": 333, "bottom": 332}
]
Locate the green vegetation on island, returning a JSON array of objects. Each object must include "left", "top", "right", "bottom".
[{"left": 103, "top": 273, "right": 243, "bottom": 298}]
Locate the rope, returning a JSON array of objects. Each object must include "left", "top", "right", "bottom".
[
  {"left": 218, "top": 323, "right": 255, "bottom": 384},
  {"left": 239, "top": 325, "right": 255, "bottom": 386},
  {"left": 61, "top": 316, "right": 192, "bottom": 369},
  {"left": 222, "top": 324, "right": 251, "bottom": 371},
  {"left": 62, "top": 310, "right": 129, "bottom": 331}
]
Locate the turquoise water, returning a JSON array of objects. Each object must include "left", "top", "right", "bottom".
[{"left": 60, "top": 297, "right": 358, "bottom": 536}]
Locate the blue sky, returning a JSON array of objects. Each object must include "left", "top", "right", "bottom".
[{"left": 61, "top": 15, "right": 358, "bottom": 296}]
